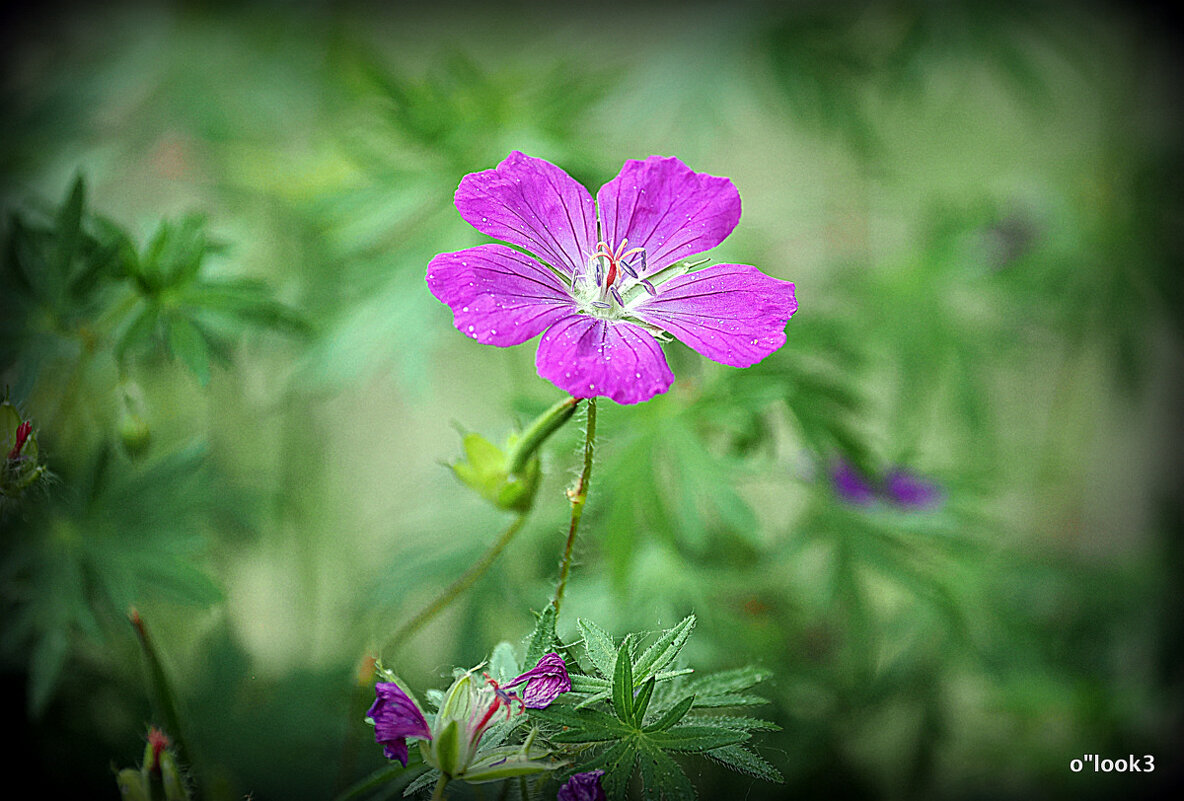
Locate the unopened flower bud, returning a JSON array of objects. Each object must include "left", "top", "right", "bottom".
[
  {"left": 449, "top": 397, "right": 579, "bottom": 512},
  {"left": 1, "top": 401, "right": 46, "bottom": 500},
  {"left": 119, "top": 413, "right": 152, "bottom": 459}
]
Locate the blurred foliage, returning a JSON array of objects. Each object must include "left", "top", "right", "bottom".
[{"left": 2, "top": 2, "right": 1182, "bottom": 800}]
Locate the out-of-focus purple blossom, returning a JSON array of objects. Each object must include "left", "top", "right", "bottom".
[
  {"left": 884, "top": 468, "right": 943, "bottom": 509},
  {"left": 831, "top": 459, "right": 876, "bottom": 506},
  {"left": 367, "top": 682, "right": 432, "bottom": 766},
  {"left": 557, "top": 770, "right": 606, "bottom": 801},
  {"left": 505, "top": 652, "right": 571, "bottom": 709},
  {"left": 426, "top": 152, "right": 797, "bottom": 404}
]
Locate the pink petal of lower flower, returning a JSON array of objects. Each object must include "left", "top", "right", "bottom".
[
  {"left": 426, "top": 244, "right": 577, "bottom": 346},
  {"left": 535, "top": 315, "right": 674, "bottom": 405},
  {"left": 455, "top": 151, "right": 597, "bottom": 276},
  {"left": 631, "top": 264, "right": 797, "bottom": 367},
  {"left": 596, "top": 156, "right": 741, "bottom": 275}
]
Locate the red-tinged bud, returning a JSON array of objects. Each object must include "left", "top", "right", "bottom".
[
  {"left": 7, "top": 421, "right": 31, "bottom": 461},
  {"left": 147, "top": 727, "right": 171, "bottom": 772}
]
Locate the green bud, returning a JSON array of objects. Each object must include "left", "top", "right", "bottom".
[
  {"left": 449, "top": 397, "right": 579, "bottom": 512},
  {"left": 116, "top": 768, "right": 150, "bottom": 801},
  {"left": 119, "top": 413, "right": 152, "bottom": 459},
  {"left": 158, "top": 751, "right": 188, "bottom": 801}
]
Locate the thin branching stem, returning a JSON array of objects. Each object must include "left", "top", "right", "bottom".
[
  {"left": 382, "top": 511, "right": 530, "bottom": 661},
  {"left": 552, "top": 397, "right": 597, "bottom": 616}
]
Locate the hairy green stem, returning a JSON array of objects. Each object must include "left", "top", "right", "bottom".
[
  {"left": 552, "top": 397, "right": 597, "bottom": 616},
  {"left": 506, "top": 396, "right": 580, "bottom": 476},
  {"left": 382, "top": 512, "right": 530, "bottom": 660}
]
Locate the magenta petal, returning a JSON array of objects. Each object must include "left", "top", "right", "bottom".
[
  {"left": 455, "top": 151, "right": 597, "bottom": 275},
  {"left": 368, "top": 682, "right": 432, "bottom": 765},
  {"left": 596, "top": 156, "right": 741, "bottom": 275},
  {"left": 505, "top": 652, "right": 571, "bottom": 709},
  {"left": 535, "top": 315, "right": 674, "bottom": 405},
  {"left": 426, "top": 244, "right": 577, "bottom": 346},
  {"left": 631, "top": 264, "right": 797, "bottom": 368}
]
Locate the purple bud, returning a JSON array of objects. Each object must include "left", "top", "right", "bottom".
[
  {"left": 505, "top": 652, "right": 571, "bottom": 709},
  {"left": 367, "top": 682, "right": 432, "bottom": 765},
  {"left": 557, "top": 770, "right": 606, "bottom": 801},
  {"left": 832, "top": 459, "right": 875, "bottom": 506},
  {"left": 884, "top": 468, "right": 942, "bottom": 509}
]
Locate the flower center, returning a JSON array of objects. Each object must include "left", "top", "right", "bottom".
[{"left": 573, "top": 238, "right": 658, "bottom": 319}]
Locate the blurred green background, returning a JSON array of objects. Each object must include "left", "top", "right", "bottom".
[{"left": 2, "top": 1, "right": 1182, "bottom": 799}]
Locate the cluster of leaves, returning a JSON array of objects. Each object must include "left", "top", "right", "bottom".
[
  {"left": 0, "top": 176, "right": 307, "bottom": 716},
  {"left": 2, "top": 176, "right": 308, "bottom": 391},
  {"left": 531, "top": 613, "right": 780, "bottom": 800}
]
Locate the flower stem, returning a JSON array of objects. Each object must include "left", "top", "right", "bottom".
[
  {"left": 129, "top": 608, "right": 194, "bottom": 776},
  {"left": 431, "top": 774, "right": 449, "bottom": 801},
  {"left": 552, "top": 397, "right": 597, "bottom": 616},
  {"left": 506, "top": 396, "right": 580, "bottom": 476},
  {"left": 382, "top": 512, "right": 530, "bottom": 661}
]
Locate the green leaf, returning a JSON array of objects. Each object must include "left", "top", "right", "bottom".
[
  {"left": 576, "top": 739, "right": 637, "bottom": 801},
  {"left": 434, "top": 719, "right": 459, "bottom": 778},
  {"left": 529, "top": 705, "right": 630, "bottom": 743},
  {"left": 684, "top": 666, "right": 771, "bottom": 697},
  {"left": 704, "top": 744, "right": 784, "bottom": 783},
  {"left": 402, "top": 767, "right": 438, "bottom": 798},
  {"left": 568, "top": 674, "right": 610, "bottom": 693},
  {"left": 577, "top": 618, "right": 617, "bottom": 679},
  {"left": 632, "top": 676, "right": 656, "bottom": 725},
  {"left": 54, "top": 175, "right": 85, "bottom": 280},
  {"left": 647, "top": 726, "right": 747, "bottom": 753},
  {"left": 690, "top": 694, "right": 769, "bottom": 709},
  {"left": 636, "top": 741, "right": 696, "bottom": 801},
  {"left": 488, "top": 641, "right": 520, "bottom": 683},
  {"left": 523, "top": 604, "right": 558, "bottom": 667},
  {"left": 612, "top": 639, "right": 634, "bottom": 723},
  {"left": 28, "top": 628, "right": 69, "bottom": 718},
  {"left": 633, "top": 615, "right": 695, "bottom": 678},
  {"left": 644, "top": 695, "right": 695, "bottom": 733},
  {"left": 688, "top": 715, "right": 780, "bottom": 732},
  {"left": 165, "top": 315, "right": 212, "bottom": 385}
]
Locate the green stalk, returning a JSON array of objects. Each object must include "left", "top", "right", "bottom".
[
  {"left": 552, "top": 397, "right": 597, "bottom": 616},
  {"left": 505, "top": 396, "right": 580, "bottom": 476},
  {"left": 129, "top": 608, "right": 192, "bottom": 773},
  {"left": 381, "top": 512, "right": 530, "bottom": 660}
]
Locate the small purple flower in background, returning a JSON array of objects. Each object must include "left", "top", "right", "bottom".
[
  {"left": 831, "top": 458, "right": 876, "bottom": 506},
  {"left": 426, "top": 152, "right": 797, "bottom": 404},
  {"left": 557, "top": 769, "right": 606, "bottom": 801},
  {"left": 884, "top": 468, "right": 943, "bottom": 509},
  {"left": 504, "top": 652, "right": 571, "bottom": 709},
  {"left": 830, "top": 458, "right": 943, "bottom": 511},
  {"left": 368, "top": 682, "right": 432, "bottom": 766}
]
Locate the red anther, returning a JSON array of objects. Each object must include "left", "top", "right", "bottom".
[{"left": 7, "top": 421, "right": 31, "bottom": 461}]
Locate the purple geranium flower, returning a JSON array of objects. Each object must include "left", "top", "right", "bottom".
[
  {"left": 426, "top": 152, "right": 798, "bottom": 404},
  {"left": 367, "top": 682, "right": 432, "bottom": 766},
  {"left": 504, "top": 652, "right": 571, "bottom": 709},
  {"left": 831, "top": 458, "right": 876, "bottom": 506},
  {"left": 557, "top": 770, "right": 606, "bottom": 801},
  {"left": 884, "top": 468, "right": 943, "bottom": 509}
]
